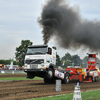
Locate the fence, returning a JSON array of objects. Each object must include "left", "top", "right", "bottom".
[{"left": 0, "top": 70, "right": 25, "bottom": 74}]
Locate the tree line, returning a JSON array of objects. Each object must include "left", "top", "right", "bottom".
[
  {"left": 0, "top": 59, "right": 19, "bottom": 65},
  {"left": 56, "top": 52, "right": 85, "bottom": 68},
  {"left": 57, "top": 52, "right": 100, "bottom": 68},
  {"left": 0, "top": 40, "right": 100, "bottom": 68}
]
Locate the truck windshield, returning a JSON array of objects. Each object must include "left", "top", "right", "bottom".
[
  {"left": 89, "top": 58, "right": 95, "bottom": 62},
  {"left": 26, "top": 47, "right": 47, "bottom": 55}
]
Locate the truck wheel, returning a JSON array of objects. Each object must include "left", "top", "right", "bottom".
[
  {"left": 47, "top": 68, "right": 54, "bottom": 79},
  {"left": 50, "top": 77, "right": 56, "bottom": 84},
  {"left": 95, "top": 77, "right": 98, "bottom": 82},
  {"left": 44, "top": 77, "right": 49, "bottom": 84},
  {"left": 44, "top": 77, "right": 55, "bottom": 84},
  {"left": 63, "top": 74, "right": 70, "bottom": 84},
  {"left": 27, "top": 73, "right": 35, "bottom": 79}
]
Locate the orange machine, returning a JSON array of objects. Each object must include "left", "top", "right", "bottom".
[{"left": 66, "top": 53, "right": 99, "bottom": 82}]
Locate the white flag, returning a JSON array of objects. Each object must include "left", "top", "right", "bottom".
[
  {"left": 9, "top": 59, "right": 13, "bottom": 69},
  {"left": 62, "top": 60, "right": 65, "bottom": 66}
]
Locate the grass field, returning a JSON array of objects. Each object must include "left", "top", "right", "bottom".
[
  {"left": 0, "top": 77, "right": 43, "bottom": 81},
  {"left": 30, "top": 89, "right": 100, "bottom": 100}
]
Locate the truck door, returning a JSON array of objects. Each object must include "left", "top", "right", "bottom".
[{"left": 46, "top": 47, "right": 52, "bottom": 63}]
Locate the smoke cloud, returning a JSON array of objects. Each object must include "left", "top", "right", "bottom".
[{"left": 38, "top": 0, "right": 100, "bottom": 51}]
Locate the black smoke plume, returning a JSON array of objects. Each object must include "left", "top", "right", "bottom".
[{"left": 38, "top": 0, "right": 100, "bottom": 51}]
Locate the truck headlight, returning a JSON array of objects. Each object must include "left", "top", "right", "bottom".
[
  {"left": 24, "top": 64, "right": 30, "bottom": 69},
  {"left": 38, "top": 65, "right": 42, "bottom": 68}
]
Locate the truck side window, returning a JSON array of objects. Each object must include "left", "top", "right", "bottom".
[{"left": 47, "top": 48, "right": 52, "bottom": 55}]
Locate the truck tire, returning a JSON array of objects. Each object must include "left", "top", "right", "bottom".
[
  {"left": 44, "top": 77, "right": 49, "bottom": 84},
  {"left": 27, "top": 72, "right": 35, "bottom": 79},
  {"left": 50, "top": 77, "right": 56, "bottom": 84},
  {"left": 44, "top": 76, "right": 55, "bottom": 84},
  {"left": 63, "top": 74, "right": 70, "bottom": 84},
  {"left": 47, "top": 68, "right": 54, "bottom": 79},
  {"left": 95, "top": 77, "right": 98, "bottom": 82}
]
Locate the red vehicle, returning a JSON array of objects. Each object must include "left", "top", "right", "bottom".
[{"left": 66, "top": 53, "right": 99, "bottom": 83}]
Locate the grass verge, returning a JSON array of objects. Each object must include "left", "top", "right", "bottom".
[
  {"left": 29, "top": 89, "right": 100, "bottom": 100},
  {"left": 0, "top": 77, "right": 43, "bottom": 81}
]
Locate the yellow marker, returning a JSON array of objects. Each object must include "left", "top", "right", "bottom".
[{"left": 43, "top": 67, "right": 46, "bottom": 69}]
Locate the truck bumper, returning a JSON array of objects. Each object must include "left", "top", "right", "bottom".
[
  {"left": 24, "top": 69, "right": 48, "bottom": 78},
  {"left": 24, "top": 69, "right": 47, "bottom": 72}
]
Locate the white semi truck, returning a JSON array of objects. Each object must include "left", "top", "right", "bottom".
[
  {"left": 24, "top": 46, "right": 99, "bottom": 84},
  {"left": 24, "top": 45, "right": 70, "bottom": 84}
]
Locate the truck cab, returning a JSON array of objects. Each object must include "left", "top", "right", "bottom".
[
  {"left": 24, "top": 45, "right": 56, "bottom": 81},
  {"left": 87, "top": 54, "right": 97, "bottom": 70}
]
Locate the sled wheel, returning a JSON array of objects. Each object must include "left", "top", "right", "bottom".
[
  {"left": 95, "top": 77, "right": 98, "bottom": 82},
  {"left": 92, "top": 77, "right": 95, "bottom": 82}
]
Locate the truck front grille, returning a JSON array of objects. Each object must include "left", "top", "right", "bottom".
[
  {"left": 25, "top": 59, "right": 44, "bottom": 64},
  {"left": 30, "top": 64, "right": 38, "bottom": 69}
]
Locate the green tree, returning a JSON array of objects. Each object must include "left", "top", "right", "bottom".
[
  {"left": 72, "top": 54, "right": 81, "bottom": 66},
  {"left": 61, "top": 52, "right": 72, "bottom": 68},
  {"left": 61, "top": 52, "right": 72, "bottom": 61},
  {"left": 0, "top": 59, "right": 11, "bottom": 65},
  {"left": 82, "top": 56, "right": 88, "bottom": 68},
  {"left": 15, "top": 40, "right": 33, "bottom": 67},
  {"left": 0, "top": 59, "right": 18, "bottom": 65}
]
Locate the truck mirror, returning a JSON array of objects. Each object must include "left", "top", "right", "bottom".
[{"left": 52, "top": 46, "right": 57, "bottom": 50}]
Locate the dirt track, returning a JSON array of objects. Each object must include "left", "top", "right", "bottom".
[{"left": 0, "top": 74, "right": 100, "bottom": 100}]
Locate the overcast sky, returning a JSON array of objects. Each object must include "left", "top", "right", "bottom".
[{"left": 0, "top": 0, "right": 100, "bottom": 59}]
